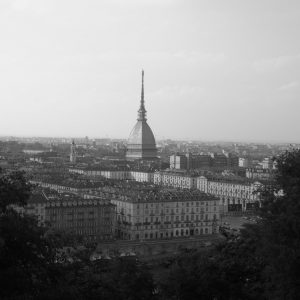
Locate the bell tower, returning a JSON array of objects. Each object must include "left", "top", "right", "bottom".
[{"left": 70, "top": 140, "right": 77, "bottom": 163}]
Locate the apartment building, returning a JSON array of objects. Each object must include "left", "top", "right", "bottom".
[
  {"left": 154, "top": 170, "right": 197, "bottom": 189},
  {"left": 14, "top": 190, "right": 116, "bottom": 241},
  {"left": 246, "top": 168, "right": 273, "bottom": 180},
  {"left": 45, "top": 193, "right": 116, "bottom": 241},
  {"left": 197, "top": 176, "right": 262, "bottom": 213},
  {"left": 110, "top": 188, "right": 219, "bottom": 240},
  {"left": 69, "top": 168, "right": 154, "bottom": 183}
]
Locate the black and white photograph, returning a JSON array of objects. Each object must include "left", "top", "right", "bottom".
[{"left": 0, "top": 1, "right": 299, "bottom": 299}]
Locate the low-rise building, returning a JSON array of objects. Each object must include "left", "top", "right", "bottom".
[
  {"left": 246, "top": 168, "right": 273, "bottom": 180},
  {"left": 110, "top": 188, "right": 219, "bottom": 240},
  {"left": 261, "top": 157, "right": 277, "bottom": 170},
  {"left": 30, "top": 180, "right": 108, "bottom": 194},
  {"left": 186, "top": 153, "right": 211, "bottom": 169},
  {"left": 197, "top": 175, "right": 262, "bottom": 214},
  {"left": 170, "top": 153, "right": 188, "bottom": 169},
  {"left": 14, "top": 189, "right": 116, "bottom": 241},
  {"left": 69, "top": 168, "right": 154, "bottom": 183},
  {"left": 170, "top": 152, "right": 238, "bottom": 170},
  {"left": 129, "top": 171, "right": 154, "bottom": 182},
  {"left": 45, "top": 194, "right": 116, "bottom": 241},
  {"left": 154, "top": 170, "right": 197, "bottom": 189},
  {"left": 239, "top": 157, "right": 250, "bottom": 168}
]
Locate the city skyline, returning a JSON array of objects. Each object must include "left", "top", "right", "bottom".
[{"left": 1, "top": 0, "right": 300, "bottom": 142}]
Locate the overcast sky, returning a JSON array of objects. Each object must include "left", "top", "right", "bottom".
[{"left": 0, "top": 0, "right": 299, "bottom": 142}]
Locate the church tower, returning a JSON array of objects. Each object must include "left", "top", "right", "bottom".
[
  {"left": 126, "top": 71, "right": 157, "bottom": 161},
  {"left": 70, "top": 140, "right": 77, "bottom": 163}
]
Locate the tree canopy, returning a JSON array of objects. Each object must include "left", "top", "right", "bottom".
[{"left": 159, "top": 149, "right": 300, "bottom": 300}]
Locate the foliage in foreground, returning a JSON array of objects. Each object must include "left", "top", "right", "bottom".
[
  {"left": 1, "top": 149, "right": 300, "bottom": 299},
  {"left": 158, "top": 149, "right": 300, "bottom": 300}
]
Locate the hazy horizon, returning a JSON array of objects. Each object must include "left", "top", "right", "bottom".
[
  {"left": 1, "top": 133, "right": 299, "bottom": 145},
  {"left": 1, "top": 0, "right": 299, "bottom": 142}
]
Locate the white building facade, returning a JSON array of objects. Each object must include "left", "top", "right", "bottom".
[
  {"left": 111, "top": 191, "right": 219, "bottom": 240},
  {"left": 197, "top": 176, "right": 262, "bottom": 214},
  {"left": 153, "top": 171, "right": 197, "bottom": 189}
]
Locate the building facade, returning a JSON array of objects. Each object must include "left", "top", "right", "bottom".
[
  {"left": 69, "top": 168, "right": 154, "bottom": 183},
  {"left": 186, "top": 153, "right": 211, "bottom": 169},
  {"left": 154, "top": 170, "right": 197, "bottom": 189},
  {"left": 170, "top": 152, "right": 238, "bottom": 170},
  {"left": 170, "top": 154, "right": 188, "bottom": 169},
  {"left": 14, "top": 190, "right": 116, "bottom": 241},
  {"left": 197, "top": 176, "right": 262, "bottom": 214},
  {"left": 239, "top": 157, "right": 250, "bottom": 168},
  {"left": 45, "top": 195, "right": 116, "bottom": 241},
  {"left": 111, "top": 189, "right": 219, "bottom": 240},
  {"left": 261, "top": 157, "right": 277, "bottom": 170},
  {"left": 246, "top": 168, "right": 273, "bottom": 180}
]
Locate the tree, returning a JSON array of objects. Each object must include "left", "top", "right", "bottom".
[
  {"left": 0, "top": 168, "right": 32, "bottom": 213},
  {"left": 160, "top": 149, "right": 300, "bottom": 300},
  {"left": 0, "top": 210, "right": 57, "bottom": 298},
  {"left": 254, "top": 149, "right": 300, "bottom": 299},
  {"left": 0, "top": 169, "right": 59, "bottom": 299},
  {"left": 34, "top": 257, "right": 156, "bottom": 300},
  {"left": 159, "top": 251, "right": 230, "bottom": 300}
]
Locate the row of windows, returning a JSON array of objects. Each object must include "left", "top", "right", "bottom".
[
  {"left": 118, "top": 213, "right": 216, "bottom": 222},
  {"left": 120, "top": 227, "right": 211, "bottom": 240},
  {"left": 142, "top": 222, "right": 211, "bottom": 230},
  {"left": 141, "top": 201, "right": 212, "bottom": 209},
  {"left": 140, "top": 207, "right": 209, "bottom": 215},
  {"left": 48, "top": 210, "right": 111, "bottom": 216},
  {"left": 141, "top": 214, "right": 211, "bottom": 222}
]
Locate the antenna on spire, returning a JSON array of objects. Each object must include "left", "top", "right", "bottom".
[
  {"left": 138, "top": 69, "right": 147, "bottom": 121},
  {"left": 141, "top": 69, "right": 144, "bottom": 105}
]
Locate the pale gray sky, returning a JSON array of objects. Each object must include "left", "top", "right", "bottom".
[{"left": 0, "top": 0, "right": 299, "bottom": 142}]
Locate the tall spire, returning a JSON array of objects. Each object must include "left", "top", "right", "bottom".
[{"left": 138, "top": 70, "right": 147, "bottom": 121}]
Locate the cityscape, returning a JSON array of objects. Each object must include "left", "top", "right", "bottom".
[
  {"left": 1, "top": 1, "right": 300, "bottom": 299},
  {"left": 1, "top": 70, "right": 290, "bottom": 242}
]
